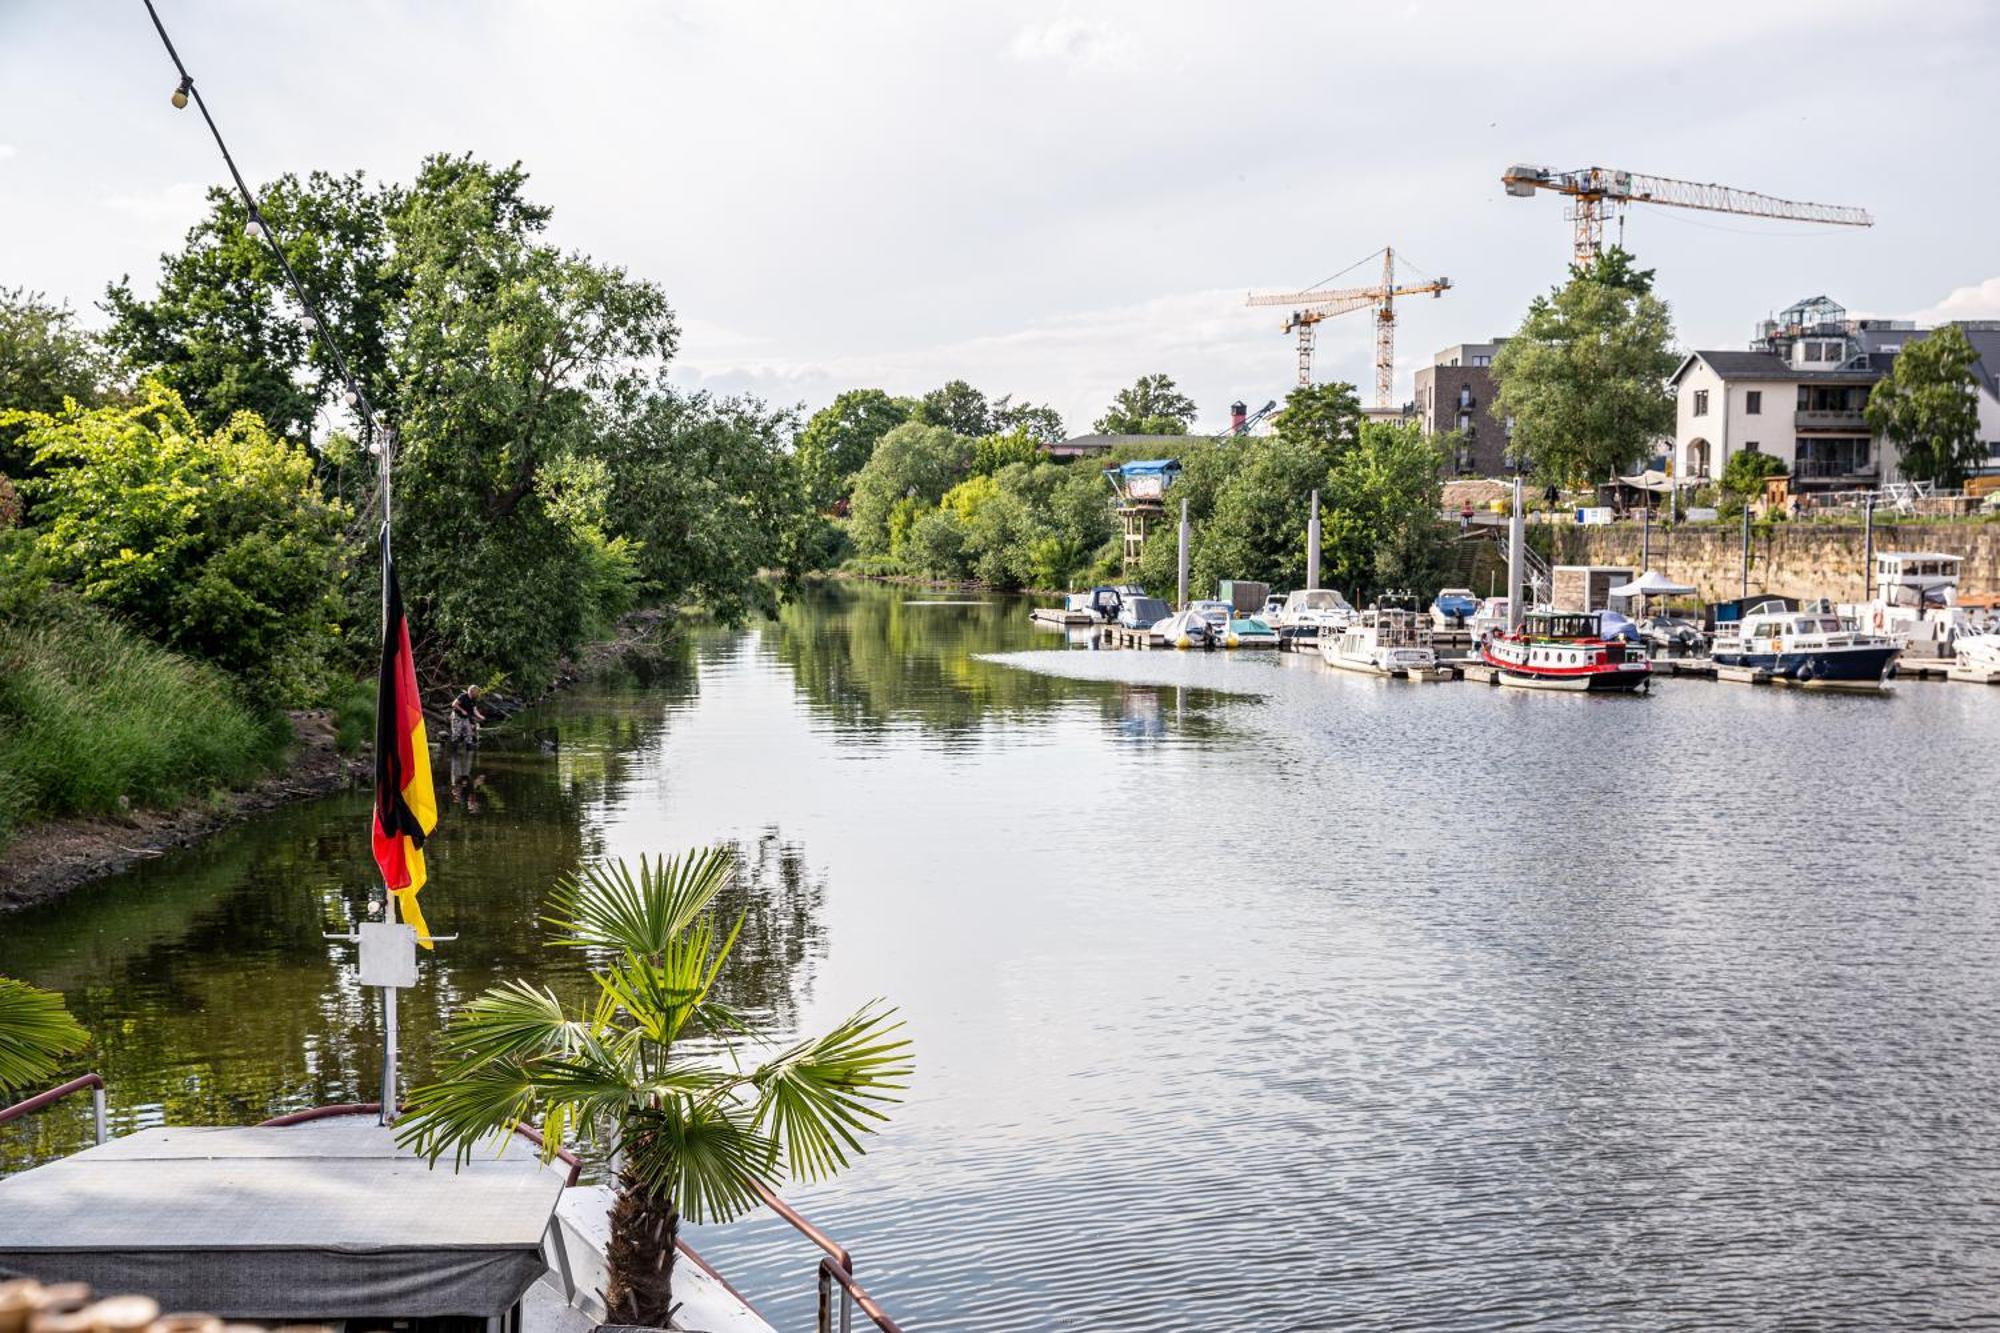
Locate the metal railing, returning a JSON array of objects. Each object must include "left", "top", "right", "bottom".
[
  {"left": 0, "top": 1073, "right": 107, "bottom": 1146},
  {"left": 819, "top": 1256, "right": 904, "bottom": 1333}
]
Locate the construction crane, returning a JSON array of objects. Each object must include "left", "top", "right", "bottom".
[
  {"left": 1500, "top": 164, "right": 1874, "bottom": 267},
  {"left": 1246, "top": 248, "right": 1451, "bottom": 406}
]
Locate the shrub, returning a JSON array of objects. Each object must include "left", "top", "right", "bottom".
[{"left": 0, "top": 596, "right": 288, "bottom": 845}]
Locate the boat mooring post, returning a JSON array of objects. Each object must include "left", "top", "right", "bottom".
[
  {"left": 1642, "top": 502, "right": 1651, "bottom": 571},
  {"left": 1862, "top": 491, "right": 1875, "bottom": 602},
  {"left": 1740, "top": 500, "right": 1750, "bottom": 598},
  {"left": 1506, "top": 473, "right": 1525, "bottom": 633},
  {"left": 1306, "top": 489, "right": 1322, "bottom": 591},
  {"left": 1176, "top": 498, "right": 1190, "bottom": 609}
]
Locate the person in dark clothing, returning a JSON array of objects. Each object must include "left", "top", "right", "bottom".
[{"left": 449, "top": 684, "right": 490, "bottom": 748}]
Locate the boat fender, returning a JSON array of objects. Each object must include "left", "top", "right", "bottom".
[
  {"left": 1795, "top": 658, "right": 1817, "bottom": 682},
  {"left": 1176, "top": 635, "right": 1192, "bottom": 650}
]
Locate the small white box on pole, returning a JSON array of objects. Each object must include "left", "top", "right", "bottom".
[{"left": 358, "top": 921, "right": 419, "bottom": 989}]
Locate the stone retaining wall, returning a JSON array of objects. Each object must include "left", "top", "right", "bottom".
[{"left": 1545, "top": 521, "right": 2000, "bottom": 604}]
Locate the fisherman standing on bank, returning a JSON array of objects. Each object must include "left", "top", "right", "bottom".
[{"left": 449, "top": 684, "right": 490, "bottom": 749}]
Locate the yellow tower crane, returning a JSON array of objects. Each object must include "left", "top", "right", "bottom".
[
  {"left": 1246, "top": 247, "right": 1451, "bottom": 407},
  {"left": 1500, "top": 164, "right": 1874, "bottom": 266}
]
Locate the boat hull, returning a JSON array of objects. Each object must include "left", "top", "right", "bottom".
[
  {"left": 1712, "top": 645, "right": 1898, "bottom": 684},
  {"left": 1491, "top": 665, "right": 1649, "bottom": 692}
]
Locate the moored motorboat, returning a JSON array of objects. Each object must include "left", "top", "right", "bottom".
[
  {"left": 1273, "top": 588, "right": 1355, "bottom": 648},
  {"left": 1430, "top": 588, "right": 1478, "bottom": 630},
  {"left": 1481, "top": 611, "right": 1651, "bottom": 692},
  {"left": 1841, "top": 552, "right": 1974, "bottom": 659},
  {"left": 1712, "top": 598, "right": 1900, "bottom": 688},
  {"left": 1318, "top": 602, "right": 1440, "bottom": 677},
  {"left": 1156, "top": 607, "right": 1213, "bottom": 649}
]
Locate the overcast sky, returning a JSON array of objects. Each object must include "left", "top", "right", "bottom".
[{"left": 3, "top": 1, "right": 1995, "bottom": 435}]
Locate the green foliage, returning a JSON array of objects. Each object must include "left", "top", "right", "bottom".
[
  {"left": 398, "top": 848, "right": 909, "bottom": 1322},
  {"left": 1718, "top": 449, "right": 1788, "bottom": 514},
  {"left": 1094, "top": 373, "right": 1197, "bottom": 435},
  {"left": 0, "top": 593, "right": 289, "bottom": 844},
  {"left": 1321, "top": 423, "right": 1448, "bottom": 599},
  {"left": 1492, "top": 245, "right": 1677, "bottom": 487},
  {"left": 105, "top": 170, "right": 400, "bottom": 440},
  {"left": 603, "top": 389, "right": 810, "bottom": 623},
  {"left": 1866, "top": 324, "right": 1985, "bottom": 487},
  {"left": 970, "top": 425, "right": 1042, "bottom": 475},
  {"left": 0, "top": 287, "right": 115, "bottom": 480},
  {"left": 10, "top": 380, "right": 347, "bottom": 700},
  {"left": 991, "top": 396, "right": 1065, "bottom": 445},
  {"left": 913, "top": 379, "right": 993, "bottom": 436},
  {"left": 1271, "top": 381, "right": 1362, "bottom": 464},
  {"left": 386, "top": 156, "right": 677, "bottom": 683},
  {"left": 1196, "top": 434, "right": 1335, "bottom": 594},
  {"left": 847, "top": 422, "right": 971, "bottom": 556},
  {"left": 0, "top": 977, "right": 89, "bottom": 1096},
  {"left": 796, "top": 389, "right": 911, "bottom": 507},
  {"left": 899, "top": 459, "right": 1115, "bottom": 590}
]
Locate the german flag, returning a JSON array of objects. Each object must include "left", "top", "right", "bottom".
[{"left": 371, "top": 530, "right": 439, "bottom": 947}]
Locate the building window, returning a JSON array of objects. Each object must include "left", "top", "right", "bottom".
[
  {"left": 1472, "top": 354, "right": 1491, "bottom": 367},
  {"left": 1693, "top": 389, "right": 1709, "bottom": 416},
  {"left": 1746, "top": 390, "right": 1761, "bottom": 415},
  {"left": 1745, "top": 441, "right": 1760, "bottom": 453}
]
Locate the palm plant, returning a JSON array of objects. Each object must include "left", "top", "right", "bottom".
[
  {"left": 397, "top": 847, "right": 912, "bottom": 1327},
  {"left": 0, "top": 976, "right": 89, "bottom": 1097}
]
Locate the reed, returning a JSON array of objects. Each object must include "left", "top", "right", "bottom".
[{"left": 0, "top": 601, "right": 287, "bottom": 845}]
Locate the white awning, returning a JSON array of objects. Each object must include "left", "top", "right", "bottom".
[{"left": 1608, "top": 570, "right": 1698, "bottom": 598}]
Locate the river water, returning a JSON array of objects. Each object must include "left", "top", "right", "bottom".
[{"left": 6, "top": 581, "right": 2000, "bottom": 1330}]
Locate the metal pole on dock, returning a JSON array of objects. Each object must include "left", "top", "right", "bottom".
[
  {"left": 1306, "top": 489, "right": 1322, "bottom": 590},
  {"left": 1641, "top": 503, "right": 1651, "bottom": 570},
  {"left": 1176, "top": 499, "right": 1190, "bottom": 609},
  {"left": 1506, "top": 473, "right": 1525, "bottom": 632},
  {"left": 1739, "top": 500, "right": 1750, "bottom": 599},
  {"left": 1862, "top": 492, "right": 1875, "bottom": 603}
]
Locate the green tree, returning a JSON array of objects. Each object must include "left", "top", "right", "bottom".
[
  {"left": 1492, "top": 246, "right": 1676, "bottom": 486},
  {"left": 605, "top": 389, "right": 814, "bottom": 621},
  {"left": 796, "top": 389, "right": 912, "bottom": 507},
  {"left": 913, "top": 379, "right": 992, "bottom": 436},
  {"left": 387, "top": 155, "right": 677, "bottom": 683},
  {"left": 398, "top": 849, "right": 910, "bottom": 1327},
  {"left": 0, "top": 977, "right": 88, "bottom": 1095},
  {"left": 105, "top": 170, "right": 401, "bottom": 440},
  {"left": 10, "top": 380, "right": 347, "bottom": 698},
  {"left": 1322, "top": 423, "right": 1448, "bottom": 601},
  {"left": 1718, "top": 449, "right": 1788, "bottom": 515},
  {"left": 1865, "top": 324, "right": 1985, "bottom": 487},
  {"left": 1095, "top": 373, "right": 1197, "bottom": 435},
  {"left": 970, "top": 425, "right": 1042, "bottom": 475},
  {"left": 1271, "top": 380, "right": 1362, "bottom": 466},
  {"left": 0, "top": 288, "right": 115, "bottom": 480},
  {"left": 991, "top": 396, "right": 1065, "bottom": 445},
  {"left": 1197, "top": 435, "right": 1332, "bottom": 594},
  {"left": 846, "top": 422, "right": 970, "bottom": 556}
]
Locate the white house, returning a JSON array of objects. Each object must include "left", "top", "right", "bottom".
[{"left": 1669, "top": 297, "right": 2000, "bottom": 492}]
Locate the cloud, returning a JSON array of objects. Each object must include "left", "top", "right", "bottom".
[
  {"left": 1008, "top": 18, "right": 1136, "bottom": 72},
  {"left": 0, "top": 144, "right": 16, "bottom": 161},
  {"left": 675, "top": 287, "right": 1372, "bottom": 433},
  {"left": 104, "top": 180, "right": 213, "bottom": 227},
  {"left": 1907, "top": 277, "right": 2000, "bottom": 325}
]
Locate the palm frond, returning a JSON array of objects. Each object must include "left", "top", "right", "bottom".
[
  {"left": 623, "top": 1099, "right": 779, "bottom": 1225},
  {"left": 593, "top": 911, "right": 745, "bottom": 1045},
  {"left": 397, "top": 1057, "right": 543, "bottom": 1167},
  {"left": 0, "top": 977, "right": 89, "bottom": 1096},
  {"left": 543, "top": 848, "right": 737, "bottom": 958},
  {"left": 750, "top": 1002, "right": 912, "bottom": 1183},
  {"left": 434, "top": 979, "right": 596, "bottom": 1069}
]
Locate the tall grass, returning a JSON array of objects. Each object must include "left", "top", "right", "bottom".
[{"left": 0, "top": 600, "right": 289, "bottom": 845}]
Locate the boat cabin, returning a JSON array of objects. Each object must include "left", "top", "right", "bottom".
[
  {"left": 1873, "top": 552, "right": 1962, "bottom": 606},
  {"left": 1521, "top": 612, "right": 1607, "bottom": 641}
]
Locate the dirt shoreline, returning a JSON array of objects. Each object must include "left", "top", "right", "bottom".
[
  {"left": 0, "top": 611, "right": 685, "bottom": 913},
  {"left": 0, "top": 711, "right": 367, "bottom": 912}
]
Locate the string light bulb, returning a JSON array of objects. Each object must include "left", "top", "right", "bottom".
[{"left": 171, "top": 76, "right": 191, "bottom": 109}]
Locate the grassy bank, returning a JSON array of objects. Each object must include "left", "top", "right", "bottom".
[{"left": 0, "top": 597, "right": 290, "bottom": 847}]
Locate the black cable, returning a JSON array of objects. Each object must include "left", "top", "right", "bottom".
[{"left": 139, "top": 0, "right": 380, "bottom": 437}]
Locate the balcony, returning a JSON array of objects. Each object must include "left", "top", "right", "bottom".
[{"left": 1795, "top": 408, "right": 1867, "bottom": 431}]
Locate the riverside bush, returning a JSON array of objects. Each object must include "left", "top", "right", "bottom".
[{"left": 0, "top": 597, "right": 287, "bottom": 844}]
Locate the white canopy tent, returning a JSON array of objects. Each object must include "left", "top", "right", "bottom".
[{"left": 1608, "top": 570, "right": 1698, "bottom": 599}]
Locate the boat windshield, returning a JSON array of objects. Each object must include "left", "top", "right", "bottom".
[{"left": 1524, "top": 613, "right": 1599, "bottom": 639}]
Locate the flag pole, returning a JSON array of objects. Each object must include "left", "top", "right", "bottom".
[{"left": 377, "top": 427, "right": 398, "bottom": 1125}]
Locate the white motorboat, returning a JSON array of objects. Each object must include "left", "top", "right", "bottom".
[
  {"left": 1954, "top": 626, "right": 2000, "bottom": 680},
  {"left": 1318, "top": 602, "right": 1440, "bottom": 677},
  {"left": 1274, "top": 588, "right": 1355, "bottom": 646},
  {"left": 1156, "top": 607, "right": 1213, "bottom": 649},
  {"left": 1841, "top": 552, "right": 1975, "bottom": 659},
  {"left": 1712, "top": 598, "right": 1901, "bottom": 689}
]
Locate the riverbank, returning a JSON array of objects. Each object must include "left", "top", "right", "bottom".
[
  {"left": 0, "top": 709, "right": 365, "bottom": 910},
  {"left": 0, "top": 609, "right": 683, "bottom": 912}
]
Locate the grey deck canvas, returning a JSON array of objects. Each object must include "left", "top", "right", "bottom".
[{"left": 0, "top": 1118, "right": 568, "bottom": 1318}]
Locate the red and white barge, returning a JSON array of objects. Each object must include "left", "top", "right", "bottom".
[{"left": 1481, "top": 611, "right": 1651, "bottom": 693}]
